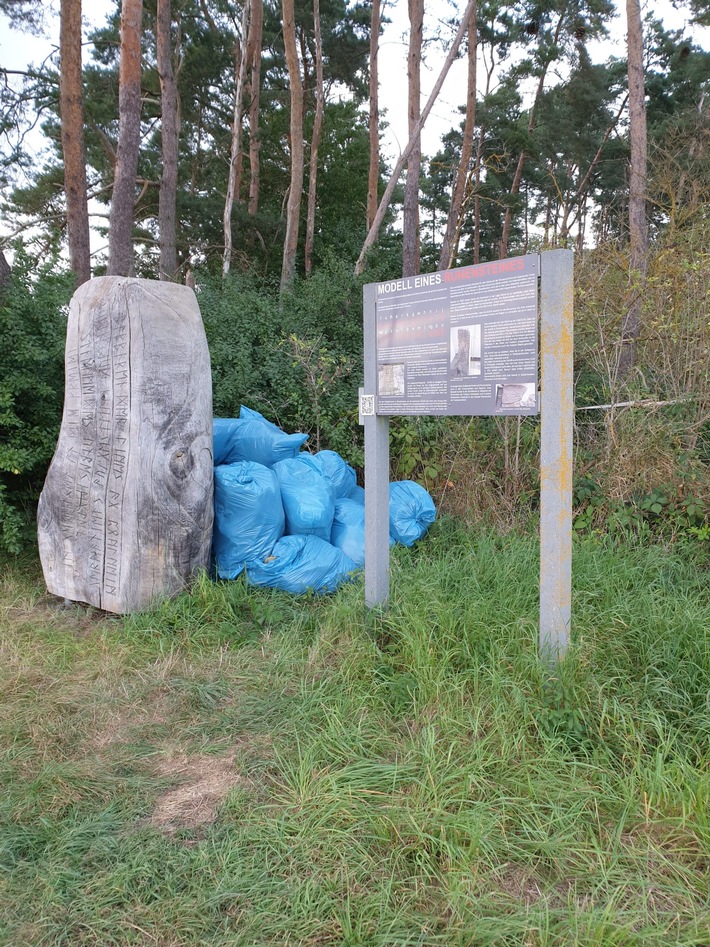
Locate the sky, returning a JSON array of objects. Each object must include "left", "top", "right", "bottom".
[
  {"left": 376, "top": 0, "right": 706, "bottom": 164},
  {"left": 0, "top": 0, "right": 707, "bottom": 210}
]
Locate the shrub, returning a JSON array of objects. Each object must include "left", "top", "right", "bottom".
[
  {"left": 198, "top": 256, "right": 365, "bottom": 465},
  {"left": 0, "top": 249, "right": 71, "bottom": 553}
]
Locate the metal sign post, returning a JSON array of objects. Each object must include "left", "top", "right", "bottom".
[
  {"left": 539, "top": 249, "right": 574, "bottom": 657},
  {"left": 362, "top": 282, "right": 390, "bottom": 608}
]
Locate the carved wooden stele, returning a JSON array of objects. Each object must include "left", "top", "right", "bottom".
[{"left": 38, "top": 277, "right": 214, "bottom": 613}]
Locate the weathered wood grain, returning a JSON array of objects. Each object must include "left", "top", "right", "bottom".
[{"left": 38, "top": 276, "right": 214, "bottom": 613}]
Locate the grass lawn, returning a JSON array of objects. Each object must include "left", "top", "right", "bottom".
[{"left": 1, "top": 522, "right": 708, "bottom": 946}]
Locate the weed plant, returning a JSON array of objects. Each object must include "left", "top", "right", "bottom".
[{"left": 1, "top": 525, "right": 708, "bottom": 945}]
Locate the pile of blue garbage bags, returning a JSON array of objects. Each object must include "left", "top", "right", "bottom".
[{"left": 212, "top": 406, "right": 437, "bottom": 595}]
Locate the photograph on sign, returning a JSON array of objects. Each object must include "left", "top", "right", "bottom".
[
  {"left": 378, "top": 363, "right": 405, "bottom": 397},
  {"left": 496, "top": 382, "right": 537, "bottom": 410},
  {"left": 450, "top": 324, "right": 481, "bottom": 378},
  {"left": 371, "top": 256, "right": 539, "bottom": 417}
]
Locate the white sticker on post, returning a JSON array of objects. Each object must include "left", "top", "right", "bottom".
[{"left": 359, "top": 392, "right": 375, "bottom": 420}]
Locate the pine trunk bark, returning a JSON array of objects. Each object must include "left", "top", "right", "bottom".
[
  {"left": 402, "top": 0, "right": 423, "bottom": 277},
  {"left": 223, "top": 0, "right": 251, "bottom": 277},
  {"left": 156, "top": 0, "right": 179, "bottom": 281},
  {"left": 247, "top": 0, "right": 263, "bottom": 216},
  {"left": 280, "top": 0, "right": 304, "bottom": 291},
  {"left": 366, "top": 0, "right": 381, "bottom": 230},
  {"left": 108, "top": 0, "right": 143, "bottom": 277},
  {"left": 60, "top": 0, "right": 91, "bottom": 286},
  {"left": 471, "top": 43, "right": 497, "bottom": 264},
  {"left": 473, "top": 125, "right": 485, "bottom": 263},
  {"left": 0, "top": 248, "right": 10, "bottom": 294},
  {"left": 354, "top": 0, "right": 476, "bottom": 276},
  {"left": 619, "top": 0, "right": 648, "bottom": 378},
  {"left": 438, "top": 3, "right": 477, "bottom": 271},
  {"left": 304, "top": 0, "right": 324, "bottom": 276}
]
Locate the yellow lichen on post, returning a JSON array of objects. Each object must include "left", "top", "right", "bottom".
[{"left": 539, "top": 250, "right": 574, "bottom": 657}]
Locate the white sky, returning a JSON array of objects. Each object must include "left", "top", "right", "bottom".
[
  {"left": 377, "top": 0, "right": 706, "bottom": 163},
  {"left": 0, "top": 0, "right": 706, "bottom": 195}
]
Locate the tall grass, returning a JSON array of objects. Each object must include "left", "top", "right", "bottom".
[{"left": 1, "top": 525, "right": 708, "bottom": 945}]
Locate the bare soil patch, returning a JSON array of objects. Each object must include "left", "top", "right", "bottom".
[{"left": 494, "top": 864, "right": 546, "bottom": 906}]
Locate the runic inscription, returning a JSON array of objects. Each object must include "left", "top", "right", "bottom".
[{"left": 38, "top": 277, "right": 214, "bottom": 613}]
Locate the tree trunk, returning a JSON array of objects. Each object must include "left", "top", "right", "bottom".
[
  {"left": 156, "top": 0, "right": 179, "bottom": 281},
  {"left": 107, "top": 0, "right": 143, "bottom": 277},
  {"left": 354, "top": 0, "right": 476, "bottom": 277},
  {"left": 473, "top": 124, "right": 487, "bottom": 264},
  {"left": 59, "top": 0, "right": 91, "bottom": 286},
  {"left": 498, "top": 6, "right": 567, "bottom": 259},
  {"left": 470, "top": 34, "right": 497, "bottom": 265},
  {"left": 223, "top": 0, "right": 251, "bottom": 277},
  {"left": 402, "top": 0, "right": 423, "bottom": 277},
  {"left": 473, "top": 190, "right": 480, "bottom": 262},
  {"left": 304, "top": 0, "right": 324, "bottom": 276},
  {"left": 366, "top": 0, "right": 381, "bottom": 230},
  {"left": 280, "top": 0, "right": 304, "bottom": 291},
  {"left": 619, "top": 0, "right": 648, "bottom": 378},
  {"left": 247, "top": 0, "right": 263, "bottom": 216},
  {"left": 438, "top": 2, "right": 476, "bottom": 270},
  {"left": 577, "top": 194, "right": 587, "bottom": 252},
  {"left": 0, "top": 248, "right": 10, "bottom": 295}
]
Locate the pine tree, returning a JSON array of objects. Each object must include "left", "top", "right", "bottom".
[
  {"left": 156, "top": 0, "right": 179, "bottom": 280},
  {"left": 107, "top": 0, "right": 144, "bottom": 277},
  {"left": 59, "top": 0, "right": 91, "bottom": 285},
  {"left": 619, "top": 0, "right": 648, "bottom": 377}
]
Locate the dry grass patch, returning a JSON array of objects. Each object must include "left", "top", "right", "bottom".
[
  {"left": 494, "top": 864, "right": 548, "bottom": 906},
  {"left": 1, "top": 586, "right": 112, "bottom": 634},
  {"left": 148, "top": 750, "right": 244, "bottom": 836},
  {"left": 88, "top": 687, "right": 172, "bottom": 751}
]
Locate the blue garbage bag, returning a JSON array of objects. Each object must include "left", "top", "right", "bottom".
[
  {"left": 239, "top": 405, "right": 276, "bottom": 425},
  {"left": 311, "top": 450, "right": 357, "bottom": 499},
  {"left": 213, "top": 462, "right": 285, "bottom": 578},
  {"left": 389, "top": 481, "right": 436, "bottom": 547},
  {"left": 246, "top": 534, "right": 357, "bottom": 595},
  {"left": 330, "top": 498, "right": 366, "bottom": 566},
  {"left": 330, "top": 498, "right": 394, "bottom": 567},
  {"left": 239, "top": 405, "right": 267, "bottom": 422},
  {"left": 349, "top": 484, "right": 365, "bottom": 505},
  {"left": 273, "top": 456, "right": 336, "bottom": 540},
  {"left": 213, "top": 417, "right": 308, "bottom": 467}
]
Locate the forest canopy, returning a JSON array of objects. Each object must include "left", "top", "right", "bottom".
[{"left": 0, "top": 0, "right": 708, "bottom": 280}]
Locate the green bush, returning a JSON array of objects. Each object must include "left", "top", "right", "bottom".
[
  {"left": 199, "top": 257, "right": 365, "bottom": 464},
  {"left": 2, "top": 237, "right": 706, "bottom": 556},
  {"left": 572, "top": 474, "right": 708, "bottom": 548},
  {"left": 0, "top": 249, "right": 71, "bottom": 553}
]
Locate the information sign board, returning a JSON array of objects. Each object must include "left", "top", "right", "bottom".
[
  {"left": 374, "top": 255, "right": 539, "bottom": 416},
  {"left": 362, "top": 250, "right": 574, "bottom": 659}
]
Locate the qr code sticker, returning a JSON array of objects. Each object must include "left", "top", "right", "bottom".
[{"left": 359, "top": 394, "right": 375, "bottom": 416}]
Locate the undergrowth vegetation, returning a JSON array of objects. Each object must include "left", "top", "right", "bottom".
[
  {"left": 1, "top": 524, "right": 708, "bottom": 944},
  {"left": 1, "top": 225, "right": 708, "bottom": 553}
]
